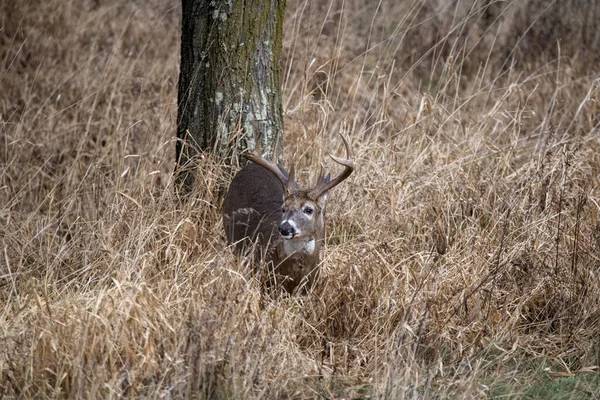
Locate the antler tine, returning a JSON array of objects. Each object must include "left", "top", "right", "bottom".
[
  {"left": 244, "top": 152, "right": 289, "bottom": 188},
  {"left": 312, "top": 132, "right": 355, "bottom": 198}
]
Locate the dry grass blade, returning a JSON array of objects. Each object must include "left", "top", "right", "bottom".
[{"left": 1, "top": 0, "right": 600, "bottom": 398}]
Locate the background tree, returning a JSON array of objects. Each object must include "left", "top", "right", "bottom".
[{"left": 176, "top": 0, "right": 286, "bottom": 190}]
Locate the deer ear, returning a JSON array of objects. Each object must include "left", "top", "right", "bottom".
[
  {"left": 318, "top": 192, "right": 327, "bottom": 205},
  {"left": 314, "top": 173, "right": 330, "bottom": 202},
  {"left": 285, "top": 166, "right": 296, "bottom": 194}
]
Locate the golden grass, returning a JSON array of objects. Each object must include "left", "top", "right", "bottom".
[{"left": 2, "top": 0, "right": 600, "bottom": 398}]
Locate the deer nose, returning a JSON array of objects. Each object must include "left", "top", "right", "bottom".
[{"left": 278, "top": 222, "right": 295, "bottom": 238}]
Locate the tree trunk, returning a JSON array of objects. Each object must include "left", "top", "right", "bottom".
[{"left": 176, "top": 0, "right": 286, "bottom": 190}]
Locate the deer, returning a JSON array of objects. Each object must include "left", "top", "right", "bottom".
[{"left": 222, "top": 133, "right": 354, "bottom": 294}]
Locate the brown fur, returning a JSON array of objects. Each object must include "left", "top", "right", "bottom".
[
  {"left": 222, "top": 166, "right": 325, "bottom": 293},
  {"left": 222, "top": 135, "right": 353, "bottom": 293}
]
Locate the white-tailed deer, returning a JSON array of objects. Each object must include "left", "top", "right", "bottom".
[{"left": 222, "top": 133, "right": 354, "bottom": 293}]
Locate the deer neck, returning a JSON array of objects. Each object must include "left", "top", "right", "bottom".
[{"left": 281, "top": 237, "right": 317, "bottom": 257}]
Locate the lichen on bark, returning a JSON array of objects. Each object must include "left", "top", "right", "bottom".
[{"left": 176, "top": 0, "right": 286, "bottom": 190}]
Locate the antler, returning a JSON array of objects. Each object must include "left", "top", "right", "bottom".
[
  {"left": 244, "top": 132, "right": 353, "bottom": 197},
  {"left": 244, "top": 152, "right": 293, "bottom": 191},
  {"left": 311, "top": 132, "right": 355, "bottom": 199}
]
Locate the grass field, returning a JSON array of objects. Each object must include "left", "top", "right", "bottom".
[{"left": 2, "top": 0, "right": 600, "bottom": 398}]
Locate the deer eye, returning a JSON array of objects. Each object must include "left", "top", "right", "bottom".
[{"left": 304, "top": 206, "right": 314, "bottom": 215}]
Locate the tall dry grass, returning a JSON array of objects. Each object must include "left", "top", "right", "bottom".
[{"left": 2, "top": 0, "right": 600, "bottom": 398}]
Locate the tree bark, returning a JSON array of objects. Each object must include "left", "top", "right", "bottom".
[{"left": 176, "top": 0, "right": 286, "bottom": 190}]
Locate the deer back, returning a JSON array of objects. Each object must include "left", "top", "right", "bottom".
[{"left": 222, "top": 162, "right": 286, "bottom": 257}]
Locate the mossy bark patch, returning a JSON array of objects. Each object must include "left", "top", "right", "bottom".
[{"left": 177, "top": 0, "right": 286, "bottom": 189}]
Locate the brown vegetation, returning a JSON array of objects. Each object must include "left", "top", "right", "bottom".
[{"left": 1, "top": 0, "right": 599, "bottom": 398}]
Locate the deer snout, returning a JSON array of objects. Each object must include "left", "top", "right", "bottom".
[{"left": 278, "top": 221, "right": 296, "bottom": 239}]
